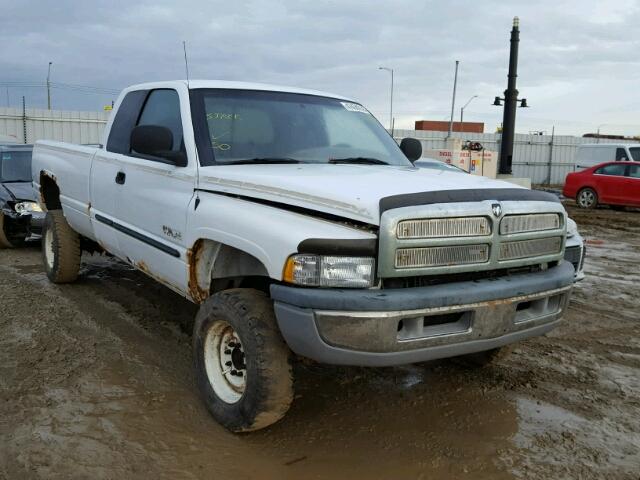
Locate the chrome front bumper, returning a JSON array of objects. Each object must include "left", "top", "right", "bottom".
[{"left": 271, "top": 261, "right": 575, "bottom": 366}]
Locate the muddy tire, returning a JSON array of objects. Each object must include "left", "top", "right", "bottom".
[
  {"left": 453, "top": 346, "right": 513, "bottom": 368},
  {"left": 42, "top": 210, "right": 81, "bottom": 283},
  {"left": 0, "top": 212, "right": 15, "bottom": 249},
  {"left": 576, "top": 188, "right": 598, "bottom": 209},
  {"left": 193, "top": 289, "right": 293, "bottom": 432}
]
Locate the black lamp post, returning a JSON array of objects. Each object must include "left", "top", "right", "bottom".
[{"left": 494, "top": 17, "right": 528, "bottom": 175}]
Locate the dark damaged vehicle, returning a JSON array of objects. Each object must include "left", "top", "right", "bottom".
[{"left": 0, "top": 144, "right": 45, "bottom": 248}]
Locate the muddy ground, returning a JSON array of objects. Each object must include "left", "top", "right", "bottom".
[{"left": 1, "top": 202, "right": 639, "bottom": 479}]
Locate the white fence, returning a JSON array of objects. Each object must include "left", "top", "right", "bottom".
[
  {"left": 1, "top": 107, "right": 636, "bottom": 185},
  {"left": 394, "top": 129, "right": 640, "bottom": 185},
  {"left": 0, "top": 107, "right": 110, "bottom": 146}
]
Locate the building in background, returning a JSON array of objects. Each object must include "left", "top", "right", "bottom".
[{"left": 415, "top": 120, "right": 484, "bottom": 134}]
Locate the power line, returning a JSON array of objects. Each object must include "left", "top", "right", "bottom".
[{"left": 0, "top": 81, "right": 120, "bottom": 96}]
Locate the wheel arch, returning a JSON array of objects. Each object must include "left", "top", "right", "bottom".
[
  {"left": 38, "top": 170, "right": 62, "bottom": 211},
  {"left": 187, "top": 238, "right": 272, "bottom": 303}
]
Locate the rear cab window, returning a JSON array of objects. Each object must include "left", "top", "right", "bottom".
[{"left": 106, "top": 88, "right": 185, "bottom": 160}]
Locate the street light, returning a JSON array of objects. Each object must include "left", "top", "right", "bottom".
[
  {"left": 46, "top": 61, "right": 53, "bottom": 110},
  {"left": 378, "top": 66, "right": 394, "bottom": 132},
  {"left": 460, "top": 95, "right": 478, "bottom": 124},
  {"left": 596, "top": 123, "right": 608, "bottom": 143}
]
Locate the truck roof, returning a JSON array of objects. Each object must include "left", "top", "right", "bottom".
[
  {"left": 579, "top": 143, "right": 639, "bottom": 148},
  {"left": 123, "top": 80, "right": 356, "bottom": 102}
]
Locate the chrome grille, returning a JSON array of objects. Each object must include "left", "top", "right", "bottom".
[
  {"left": 500, "top": 213, "right": 561, "bottom": 235},
  {"left": 499, "top": 237, "right": 563, "bottom": 261},
  {"left": 395, "top": 244, "right": 489, "bottom": 269},
  {"left": 378, "top": 200, "right": 567, "bottom": 278},
  {"left": 397, "top": 217, "right": 490, "bottom": 239}
]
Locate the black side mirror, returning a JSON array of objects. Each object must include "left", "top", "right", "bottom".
[
  {"left": 130, "top": 125, "right": 187, "bottom": 167},
  {"left": 400, "top": 137, "right": 422, "bottom": 162}
]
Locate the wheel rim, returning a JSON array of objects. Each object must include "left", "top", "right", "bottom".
[
  {"left": 44, "top": 225, "right": 55, "bottom": 269},
  {"left": 578, "top": 190, "right": 595, "bottom": 208},
  {"left": 203, "top": 320, "right": 246, "bottom": 404}
]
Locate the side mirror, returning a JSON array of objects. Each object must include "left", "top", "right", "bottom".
[
  {"left": 400, "top": 137, "right": 422, "bottom": 162},
  {"left": 130, "top": 125, "right": 187, "bottom": 167}
]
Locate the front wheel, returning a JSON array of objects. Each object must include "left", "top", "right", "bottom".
[
  {"left": 576, "top": 188, "right": 598, "bottom": 209},
  {"left": 0, "top": 212, "right": 15, "bottom": 248},
  {"left": 193, "top": 289, "right": 293, "bottom": 432}
]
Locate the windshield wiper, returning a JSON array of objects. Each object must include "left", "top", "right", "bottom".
[
  {"left": 328, "top": 157, "right": 389, "bottom": 165},
  {"left": 223, "top": 157, "right": 307, "bottom": 165}
]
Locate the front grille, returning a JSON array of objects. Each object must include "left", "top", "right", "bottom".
[
  {"left": 500, "top": 213, "right": 561, "bottom": 235},
  {"left": 378, "top": 200, "right": 567, "bottom": 278},
  {"left": 396, "top": 217, "right": 490, "bottom": 239},
  {"left": 499, "top": 237, "right": 563, "bottom": 261},
  {"left": 395, "top": 244, "right": 489, "bottom": 269},
  {"left": 383, "top": 263, "right": 548, "bottom": 289}
]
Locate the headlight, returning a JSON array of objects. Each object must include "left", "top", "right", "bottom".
[
  {"left": 14, "top": 201, "right": 43, "bottom": 215},
  {"left": 566, "top": 218, "right": 578, "bottom": 238},
  {"left": 283, "top": 254, "right": 375, "bottom": 288}
]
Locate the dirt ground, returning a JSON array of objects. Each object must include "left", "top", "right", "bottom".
[{"left": 1, "top": 202, "right": 639, "bottom": 479}]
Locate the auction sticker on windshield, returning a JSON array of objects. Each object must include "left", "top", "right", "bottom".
[{"left": 341, "top": 102, "right": 369, "bottom": 113}]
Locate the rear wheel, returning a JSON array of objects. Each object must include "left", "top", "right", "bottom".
[
  {"left": 42, "top": 210, "right": 81, "bottom": 283},
  {"left": 576, "top": 188, "right": 598, "bottom": 209},
  {"left": 193, "top": 289, "right": 293, "bottom": 432},
  {"left": 0, "top": 212, "right": 15, "bottom": 248}
]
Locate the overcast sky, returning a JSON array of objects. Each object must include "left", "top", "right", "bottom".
[{"left": 2, "top": 0, "right": 639, "bottom": 136}]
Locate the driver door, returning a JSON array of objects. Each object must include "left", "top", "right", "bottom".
[{"left": 115, "top": 88, "right": 197, "bottom": 294}]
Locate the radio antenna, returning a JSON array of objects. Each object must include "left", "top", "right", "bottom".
[{"left": 183, "top": 40, "right": 190, "bottom": 88}]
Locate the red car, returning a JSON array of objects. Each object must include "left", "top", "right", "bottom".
[{"left": 563, "top": 161, "right": 640, "bottom": 209}]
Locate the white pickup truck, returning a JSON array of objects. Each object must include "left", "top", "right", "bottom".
[{"left": 32, "top": 80, "right": 585, "bottom": 432}]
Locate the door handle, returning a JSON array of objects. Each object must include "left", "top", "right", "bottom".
[{"left": 115, "top": 171, "right": 126, "bottom": 185}]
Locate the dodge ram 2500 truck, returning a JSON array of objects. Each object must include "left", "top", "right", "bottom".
[{"left": 32, "top": 80, "right": 585, "bottom": 432}]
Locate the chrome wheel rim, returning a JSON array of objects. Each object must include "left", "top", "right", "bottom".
[{"left": 203, "top": 321, "right": 246, "bottom": 404}]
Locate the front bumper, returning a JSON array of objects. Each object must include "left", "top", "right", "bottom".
[
  {"left": 28, "top": 212, "right": 45, "bottom": 236},
  {"left": 271, "top": 261, "right": 575, "bottom": 366}
]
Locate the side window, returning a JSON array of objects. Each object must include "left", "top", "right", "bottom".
[
  {"left": 106, "top": 90, "right": 147, "bottom": 154},
  {"left": 627, "top": 165, "right": 640, "bottom": 178},
  {"left": 595, "top": 163, "right": 626, "bottom": 176},
  {"left": 615, "top": 148, "right": 628, "bottom": 161},
  {"left": 136, "top": 89, "right": 184, "bottom": 152}
]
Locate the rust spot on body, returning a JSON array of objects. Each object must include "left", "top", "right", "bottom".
[
  {"left": 136, "top": 260, "right": 149, "bottom": 273},
  {"left": 187, "top": 239, "right": 209, "bottom": 304}
]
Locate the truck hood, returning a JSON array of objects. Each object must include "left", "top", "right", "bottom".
[
  {"left": 1, "top": 182, "right": 36, "bottom": 202},
  {"left": 198, "top": 164, "right": 523, "bottom": 225}
]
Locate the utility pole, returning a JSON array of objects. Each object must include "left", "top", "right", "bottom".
[
  {"left": 447, "top": 60, "right": 459, "bottom": 138},
  {"left": 498, "top": 17, "right": 520, "bottom": 174},
  {"left": 47, "top": 61, "right": 53, "bottom": 110},
  {"left": 378, "top": 66, "right": 394, "bottom": 131},
  {"left": 22, "top": 96, "right": 27, "bottom": 144}
]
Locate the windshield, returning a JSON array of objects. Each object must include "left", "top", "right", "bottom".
[
  {"left": 629, "top": 147, "right": 640, "bottom": 161},
  {"left": 0, "top": 150, "right": 32, "bottom": 182},
  {"left": 193, "top": 89, "right": 411, "bottom": 166}
]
